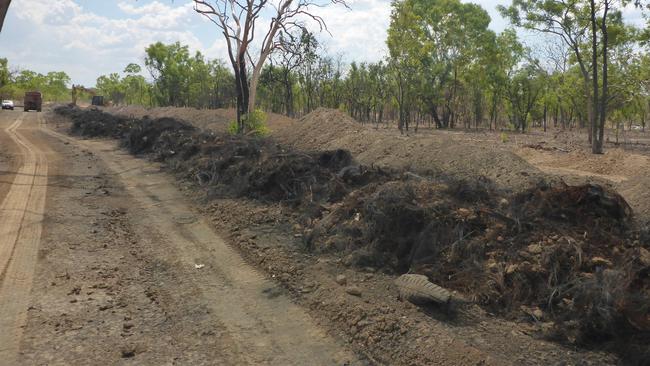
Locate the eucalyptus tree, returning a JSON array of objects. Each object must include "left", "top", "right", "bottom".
[
  {"left": 193, "top": 0, "right": 347, "bottom": 133},
  {"left": 273, "top": 30, "right": 318, "bottom": 117},
  {"left": 0, "top": 58, "right": 9, "bottom": 89},
  {"left": 500, "top": 0, "right": 644, "bottom": 153},
  {"left": 122, "top": 64, "right": 149, "bottom": 106},
  {"left": 145, "top": 42, "right": 192, "bottom": 106},
  {"left": 96, "top": 73, "right": 126, "bottom": 105},
  {"left": 505, "top": 64, "right": 544, "bottom": 132},
  {"left": 387, "top": 0, "right": 495, "bottom": 129},
  {"left": 499, "top": 0, "right": 598, "bottom": 142}
]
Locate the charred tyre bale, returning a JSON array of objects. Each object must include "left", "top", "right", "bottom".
[
  {"left": 445, "top": 176, "right": 495, "bottom": 203},
  {"left": 338, "top": 165, "right": 362, "bottom": 181},
  {"left": 362, "top": 182, "right": 431, "bottom": 268},
  {"left": 53, "top": 105, "right": 77, "bottom": 118},
  {"left": 153, "top": 130, "right": 203, "bottom": 162},
  {"left": 318, "top": 149, "right": 352, "bottom": 170},
  {"left": 338, "top": 164, "right": 392, "bottom": 186},
  {"left": 188, "top": 136, "right": 267, "bottom": 195},
  {"left": 246, "top": 153, "right": 320, "bottom": 202},
  {"left": 513, "top": 183, "right": 632, "bottom": 232},
  {"left": 639, "top": 224, "right": 650, "bottom": 246},
  {"left": 124, "top": 117, "right": 196, "bottom": 155},
  {"left": 395, "top": 274, "right": 452, "bottom": 305},
  {"left": 246, "top": 151, "right": 347, "bottom": 204},
  {"left": 64, "top": 106, "right": 132, "bottom": 138}
]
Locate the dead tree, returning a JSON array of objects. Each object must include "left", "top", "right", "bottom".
[{"left": 193, "top": 0, "right": 347, "bottom": 132}]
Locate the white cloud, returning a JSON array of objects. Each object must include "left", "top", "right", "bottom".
[
  {"left": 312, "top": 0, "right": 392, "bottom": 63},
  {"left": 1, "top": 0, "right": 645, "bottom": 87},
  {"left": 118, "top": 1, "right": 179, "bottom": 15},
  {"left": 3, "top": 0, "right": 202, "bottom": 85}
]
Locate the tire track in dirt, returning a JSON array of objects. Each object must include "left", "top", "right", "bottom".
[
  {"left": 0, "top": 113, "right": 49, "bottom": 364},
  {"left": 41, "top": 121, "right": 360, "bottom": 365}
]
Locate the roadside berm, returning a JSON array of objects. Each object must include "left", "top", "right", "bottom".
[{"left": 54, "top": 105, "right": 650, "bottom": 364}]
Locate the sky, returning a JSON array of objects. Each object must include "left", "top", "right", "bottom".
[{"left": 0, "top": 0, "right": 646, "bottom": 86}]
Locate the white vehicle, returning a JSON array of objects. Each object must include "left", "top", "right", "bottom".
[{"left": 1, "top": 100, "right": 14, "bottom": 110}]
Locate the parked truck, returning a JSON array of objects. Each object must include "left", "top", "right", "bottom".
[
  {"left": 24, "top": 91, "right": 42, "bottom": 112},
  {"left": 91, "top": 95, "right": 105, "bottom": 106}
]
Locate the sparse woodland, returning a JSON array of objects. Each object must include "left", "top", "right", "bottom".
[
  {"left": 1, "top": 0, "right": 650, "bottom": 149},
  {"left": 3, "top": 0, "right": 650, "bottom": 362}
]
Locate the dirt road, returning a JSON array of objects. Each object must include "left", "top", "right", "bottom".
[
  {"left": 0, "top": 109, "right": 625, "bottom": 365},
  {"left": 0, "top": 112, "right": 48, "bottom": 365},
  {"left": 0, "top": 110, "right": 360, "bottom": 365}
]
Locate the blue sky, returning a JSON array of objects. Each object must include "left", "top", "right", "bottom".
[{"left": 0, "top": 0, "right": 645, "bottom": 86}]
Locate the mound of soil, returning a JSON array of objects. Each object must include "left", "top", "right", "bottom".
[
  {"left": 274, "top": 108, "right": 551, "bottom": 193},
  {"left": 123, "top": 117, "right": 195, "bottom": 155},
  {"left": 103, "top": 105, "right": 294, "bottom": 133},
  {"left": 307, "top": 178, "right": 648, "bottom": 359},
  {"left": 58, "top": 106, "right": 135, "bottom": 138},
  {"left": 517, "top": 145, "right": 650, "bottom": 221},
  {"left": 55, "top": 105, "right": 650, "bottom": 362},
  {"left": 55, "top": 105, "right": 371, "bottom": 206}
]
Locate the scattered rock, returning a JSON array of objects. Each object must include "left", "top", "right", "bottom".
[
  {"left": 345, "top": 286, "right": 362, "bottom": 297},
  {"left": 335, "top": 274, "right": 347, "bottom": 286},
  {"left": 120, "top": 346, "right": 136, "bottom": 358},
  {"left": 522, "top": 306, "right": 544, "bottom": 321},
  {"left": 527, "top": 243, "right": 543, "bottom": 254},
  {"left": 590, "top": 256, "right": 612, "bottom": 268},
  {"left": 456, "top": 208, "right": 476, "bottom": 220},
  {"left": 639, "top": 247, "right": 650, "bottom": 267}
]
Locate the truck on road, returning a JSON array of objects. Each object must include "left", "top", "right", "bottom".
[{"left": 24, "top": 91, "right": 42, "bottom": 112}]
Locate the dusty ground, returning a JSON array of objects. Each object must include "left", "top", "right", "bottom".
[
  {"left": 63, "top": 106, "right": 642, "bottom": 364},
  {"left": 0, "top": 109, "right": 359, "bottom": 365},
  {"left": 2, "top": 106, "right": 644, "bottom": 365}
]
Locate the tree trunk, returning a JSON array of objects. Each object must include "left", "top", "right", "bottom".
[
  {"left": 590, "top": 0, "right": 602, "bottom": 154},
  {"left": 597, "top": 1, "right": 609, "bottom": 154},
  {"left": 283, "top": 70, "right": 294, "bottom": 117},
  {"left": 431, "top": 105, "right": 443, "bottom": 129},
  {"left": 543, "top": 102, "right": 547, "bottom": 132},
  {"left": 234, "top": 55, "right": 250, "bottom": 133},
  {"left": 0, "top": 0, "right": 12, "bottom": 32}
]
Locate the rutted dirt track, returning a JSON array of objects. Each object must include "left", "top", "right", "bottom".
[
  {"left": 0, "top": 110, "right": 359, "bottom": 365},
  {"left": 1, "top": 108, "right": 637, "bottom": 365},
  {"left": 0, "top": 113, "right": 48, "bottom": 364}
]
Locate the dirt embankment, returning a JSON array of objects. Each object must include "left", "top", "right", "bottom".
[
  {"left": 55, "top": 105, "right": 650, "bottom": 364},
  {"left": 517, "top": 145, "right": 650, "bottom": 220},
  {"left": 103, "top": 105, "right": 293, "bottom": 133},
  {"left": 269, "top": 107, "right": 650, "bottom": 222},
  {"left": 273, "top": 108, "right": 549, "bottom": 193}
]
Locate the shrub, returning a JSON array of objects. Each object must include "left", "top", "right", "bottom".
[{"left": 228, "top": 109, "right": 269, "bottom": 136}]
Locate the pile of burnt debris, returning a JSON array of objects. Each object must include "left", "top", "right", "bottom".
[{"left": 55, "top": 105, "right": 649, "bottom": 362}]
